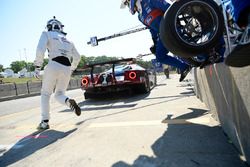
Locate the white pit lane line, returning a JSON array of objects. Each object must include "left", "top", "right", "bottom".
[
  {"left": 88, "top": 116, "right": 213, "bottom": 128},
  {"left": 88, "top": 120, "right": 163, "bottom": 128}
]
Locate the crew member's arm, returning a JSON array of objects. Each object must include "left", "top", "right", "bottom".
[
  {"left": 149, "top": 28, "right": 158, "bottom": 54},
  {"left": 71, "top": 43, "right": 81, "bottom": 71},
  {"left": 150, "top": 28, "right": 158, "bottom": 43},
  {"left": 34, "top": 31, "right": 48, "bottom": 67}
]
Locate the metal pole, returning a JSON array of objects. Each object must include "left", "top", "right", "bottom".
[{"left": 87, "top": 27, "right": 148, "bottom": 45}]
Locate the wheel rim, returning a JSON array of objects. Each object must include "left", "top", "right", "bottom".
[{"left": 174, "top": 1, "right": 219, "bottom": 47}]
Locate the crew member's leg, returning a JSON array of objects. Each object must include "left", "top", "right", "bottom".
[
  {"left": 38, "top": 62, "right": 57, "bottom": 129},
  {"left": 156, "top": 40, "right": 189, "bottom": 71},
  {"left": 53, "top": 62, "right": 81, "bottom": 116},
  {"left": 156, "top": 40, "right": 191, "bottom": 81},
  {"left": 225, "top": 0, "right": 250, "bottom": 67}
]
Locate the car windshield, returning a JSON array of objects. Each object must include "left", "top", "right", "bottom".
[{"left": 106, "top": 65, "right": 131, "bottom": 73}]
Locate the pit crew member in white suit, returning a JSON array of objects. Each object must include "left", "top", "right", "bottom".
[{"left": 34, "top": 16, "right": 81, "bottom": 130}]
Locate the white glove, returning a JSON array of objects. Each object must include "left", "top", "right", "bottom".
[{"left": 34, "top": 67, "right": 41, "bottom": 79}]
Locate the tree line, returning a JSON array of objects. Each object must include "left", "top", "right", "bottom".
[{"left": 0, "top": 55, "right": 153, "bottom": 73}]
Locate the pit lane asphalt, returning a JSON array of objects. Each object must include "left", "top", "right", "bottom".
[{"left": 0, "top": 74, "right": 247, "bottom": 167}]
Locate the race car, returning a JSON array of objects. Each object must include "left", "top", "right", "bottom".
[{"left": 80, "top": 58, "right": 156, "bottom": 99}]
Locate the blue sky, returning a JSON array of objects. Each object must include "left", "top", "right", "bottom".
[{"left": 0, "top": 0, "right": 157, "bottom": 68}]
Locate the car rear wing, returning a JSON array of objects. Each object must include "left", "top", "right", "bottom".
[
  {"left": 77, "top": 58, "right": 136, "bottom": 84},
  {"left": 83, "top": 58, "right": 136, "bottom": 68}
]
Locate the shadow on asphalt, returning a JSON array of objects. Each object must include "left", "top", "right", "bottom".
[
  {"left": 75, "top": 94, "right": 189, "bottom": 127},
  {"left": 111, "top": 108, "right": 247, "bottom": 167},
  {"left": 0, "top": 129, "right": 77, "bottom": 166},
  {"left": 78, "top": 94, "right": 191, "bottom": 111},
  {"left": 59, "top": 92, "right": 151, "bottom": 114},
  {"left": 60, "top": 92, "right": 150, "bottom": 113},
  {"left": 60, "top": 82, "right": 192, "bottom": 115}
]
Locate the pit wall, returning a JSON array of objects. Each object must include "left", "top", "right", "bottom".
[
  {"left": 0, "top": 78, "right": 81, "bottom": 102},
  {"left": 194, "top": 63, "right": 250, "bottom": 164}
]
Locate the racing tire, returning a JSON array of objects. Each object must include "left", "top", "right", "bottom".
[
  {"left": 137, "top": 75, "right": 150, "bottom": 94},
  {"left": 160, "top": 0, "right": 224, "bottom": 58},
  {"left": 84, "top": 92, "right": 92, "bottom": 99},
  {"left": 153, "top": 71, "right": 157, "bottom": 86}
]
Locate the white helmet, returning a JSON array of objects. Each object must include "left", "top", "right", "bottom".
[{"left": 46, "top": 16, "right": 64, "bottom": 32}]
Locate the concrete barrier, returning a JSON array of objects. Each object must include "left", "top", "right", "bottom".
[
  {"left": 68, "top": 79, "right": 78, "bottom": 89},
  {"left": 0, "top": 78, "right": 82, "bottom": 101},
  {"left": 0, "top": 83, "right": 17, "bottom": 97},
  {"left": 194, "top": 63, "right": 250, "bottom": 164},
  {"left": 16, "top": 83, "right": 28, "bottom": 95},
  {"left": 28, "top": 81, "right": 42, "bottom": 94}
]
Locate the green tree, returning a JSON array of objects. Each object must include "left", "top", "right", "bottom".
[
  {"left": 27, "top": 62, "right": 35, "bottom": 71},
  {"left": 0, "top": 64, "right": 3, "bottom": 72},
  {"left": 92, "top": 55, "right": 118, "bottom": 64},
  {"left": 10, "top": 61, "right": 27, "bottom": 73},
  {"left": 41, "top": 59, "right": 49, "bottom": 70},
  {"left": 77, "top": 55, "right": 87, "bottom": 69},
  {"left": 136, "top": 60, "right": 153, "bottom": 69},
  {"left": 85, "top": 56, "right": 96, "bottom": 64},
  {"left": 84, "top": 55, "right": 119, "bottom": 65}
]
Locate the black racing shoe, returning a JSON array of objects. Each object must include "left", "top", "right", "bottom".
[
  {"left": 37, "top": 121, "right": 50, "bottom": 130},
  {"left": 68, "top": 99, "right": 81, "bottom": 116},
  {"left": 225, "top": 43, "right": 250, "bottom": 67},
  {"left": 179, "top": 66, "right": 192, "bottom": 82}
]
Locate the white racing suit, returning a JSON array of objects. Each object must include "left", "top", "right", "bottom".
[{"left": 34, "top": 31, "right": 80, "bottom": 121}]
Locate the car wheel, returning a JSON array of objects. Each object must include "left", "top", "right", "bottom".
[
  {"left": 139, "top": 75, "right": 150, "bottom": 93},
  {"left": 160, "top": 0, "right": 224, "bottom": 58},
  {"left": 84, "top": 93, "right": 89, "bottom": 99},
  {"left": 84, "top": 92, "right": 92, "bottom": 99},
  {"left": 153, "top": 71, "right": 157, "bottom": 86}
]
